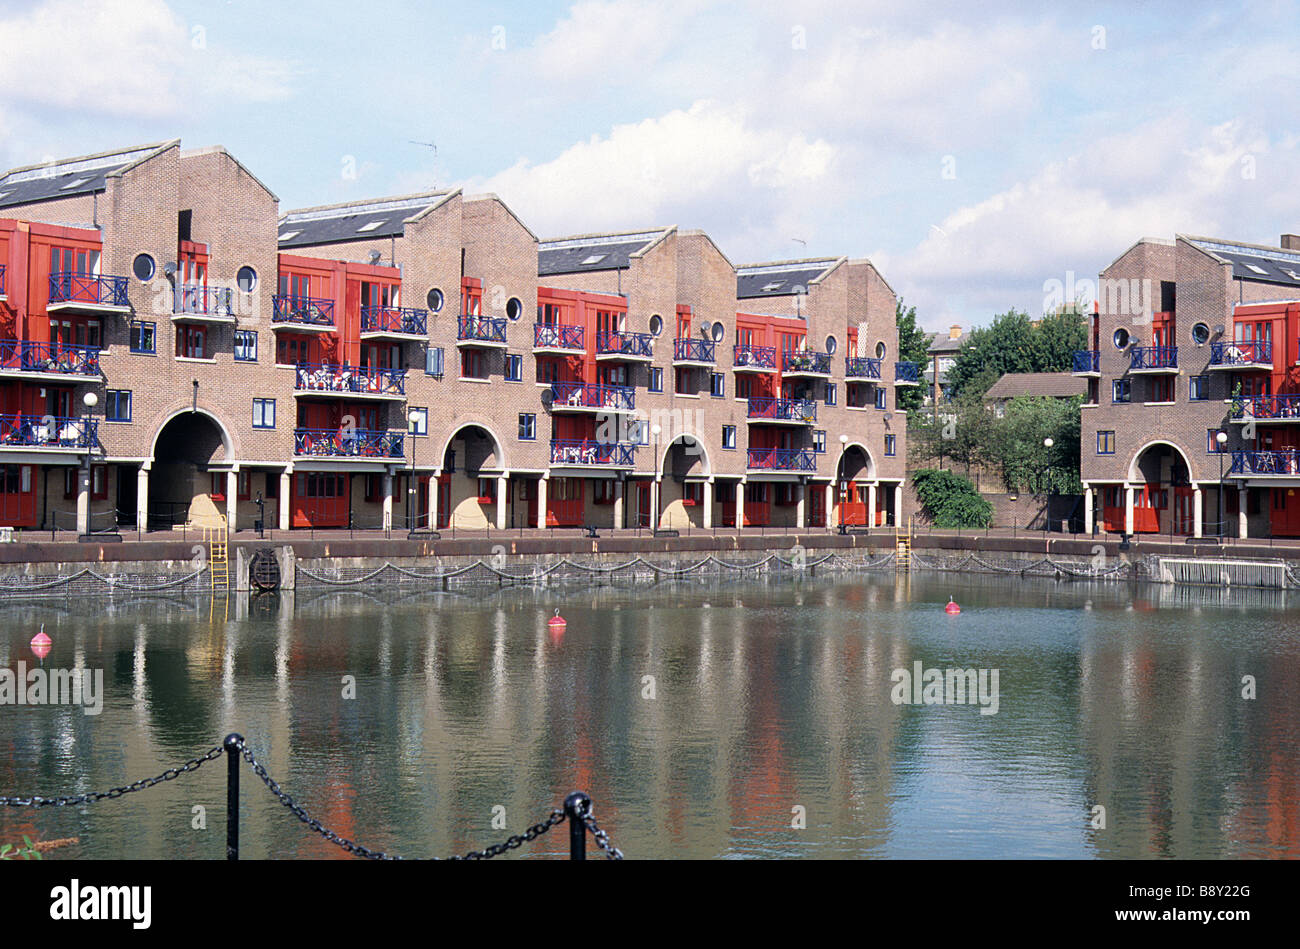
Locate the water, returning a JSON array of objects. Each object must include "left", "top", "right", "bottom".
[{"left": 1, "top": 573, "right": 1297, "bottom": 859}]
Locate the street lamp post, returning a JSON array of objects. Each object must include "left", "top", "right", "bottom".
[
  {"left": 406, "top": 409, "right": 419, "bottom": 537},
  {"left": 837, "top": 434, "right": 848, "bottom": 534},
  {"left": 1041, "top": 436, "right": 1055, "bottom": 538},
  {"left": 78, "top": 391, "right": 98, "bottom": 540},
  {"left": 651, "top": 423, "right": 662, "bottom": 531},
  {"left": 1216, "top": 430, "right": 1228, "bottom": 537}
]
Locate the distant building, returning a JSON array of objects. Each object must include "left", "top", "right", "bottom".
[
  {"left": 924, "top": 323, "right": 964, "bottom": 408},
  {"left": 984, "top": 372, "right": 1087, "bottom": 417}
]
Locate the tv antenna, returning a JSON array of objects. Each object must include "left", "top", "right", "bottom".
[{"left": 409, "top": 140, "right": 438, "bottom": 157}]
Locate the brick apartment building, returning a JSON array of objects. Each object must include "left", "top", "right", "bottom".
[
  {"left": 0, "top": 140, "right": 913, "bottom": 534},
  {"left": 1079, "top": 232, "right": 1300, "bottom": 538}
]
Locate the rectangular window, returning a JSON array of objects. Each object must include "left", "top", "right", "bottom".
[
  {"left": 736, "top": 375, "right": 753, "bottom": 399},
  {"left": 593, "top": 480, "right": 616, "bottom": 505},
  {"left": 1112, "top": 379, "right": 1130, "bottom": 403},
  {"left": 825, "top": 383, "right": 837, "bottom": 406},
  {"left": 681, "top": 482, "right": 704, "bottom": 506},
  {"left": 518, "top": 413, "right": 536, "bottom": 440},
  {"left": 237, "top": 470, "right": 251, "bottom": 501},
  {"left": 722, "top": 425, "right": 736, "bottom": 450},
  {"left": 775, "top": 483, "right": 797, "bottom": 506},
  {"left": 626, "top": 419, "right": 648, "bottom": 445},
  {"left": 252, "top": 398, "right": 275, "bottom": 429},
  {"left": 885, "top": 434, "right": 896, "bottom": 456},
  {"left": 1189, "top": 375, "right": 1208, "bottom": 401},
  {"left": 649, "top": 367, "right": 663, "bottom": 392},
  {"left": 674, "top": 368, "right": 692, "bottom": 394},
  {"left": 813, "top": 430, "right": 826, "bottom": 453},
  {"left": 1148, "top": 376, "right": 1174, "bottom": 403},
  {"left": 874, "top": 387, "right": 887, "bottom": 410},
  {"left": 476, "top": 478, "right": 496, "bottom": 503},
  {"left": 408, "top": 407, "right": 428, "bottom": 436},
  {"left": 1097, "top": 431, "right": 1115, "bottom": 454},
  {"left": 175, "top": 325, "right": 207, "bottom": 359},
  {"left": 129, "top": 321, "right": 156, "bottom": 354},
  {"left": 505, "top": 353, "right": 522, "bottom": 381},
  {"left": 460, "top": 348, "right": 487, "bottom": 379},
  {"left": 710, "top": 372, "right": 724, "bottom": 398},
  {"left": 91, "top": 465, "right": 107, "bottom": 501},
  {"left": 234, "top": 330, "right": 258, "bottom": 362},
  {"left": 425, "top": 347, "right": 444, "bottom": 377},
  {"left": 106, "top": 389, "right": 132, "bottom": 422},
  {"left": 211, "top": 472, "right": 226, "bottom": 503},
  {"left": 1207, "top": 429, "right": 1227, "bottom": 453}
]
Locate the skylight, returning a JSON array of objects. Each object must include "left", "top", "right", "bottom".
[
  {"left": 761, "top": 281, "right": 784, "bottom": 292},
  {"left": 581, "top": 254, "right": 607, "bottom": 265},
  {"left": 59, "top": 178, "right": 90, "bottom": 191},
  {"left": 278, "top": 231, "right": 301, "bottom": 242},
  {"left": 356, "top": 220, "right": 385, "bottom": 232},
  {"left": 1245, "top": 263, "right": 1269, "bottom": 275}
]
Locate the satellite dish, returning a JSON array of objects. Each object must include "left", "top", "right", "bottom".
[{"left": 368, "top": 250, "right": 382, "bottom": 265}]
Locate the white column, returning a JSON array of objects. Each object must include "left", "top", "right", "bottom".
[
  {"left": 737, "top": 478, "right": 746, "bottom": 529},
  {"left": 278, "top": 471, "right": 291, "bottom": 531},
  {"left": 537, "top": 476, "right": 548, "bottom": 528},
  {"left": 427, "top": 473, "right": 438, "bottom": 530},
  {"left": 76, "top": 465, "right": 90, "bottom": 535},
  {"left": 651, "top": 477, "right": 660, "bottom": 530},
  {"left": 894, "top": 484, "right": 904, "bottom": 528},
  {"left": 702, "top": 480, "right": 713, "bottom": 529},
  {"left": 867, "top": 483, "right": 877, "bottom": 528},
  {"left": 1193, "top": 487, "right": 1203, "bottom": 539},
  {"left": 1083, "top": 486, "right": 1094, "bottom": 535},
  {"left": 136, "top": 465, "right": 149, "bottom": 534},
  {"left": 1124, "top": 485, "right": 1135, "bottom": 534},
  {"left": 382, "top": 473, "right": 394, "bottom": 529},
  {"left": 613, "top": 479, "right": 625, "bottom": 529},
  {"left": 496, "top": 475, "right": 508, "bottom": 529},
  {"left": 226, "top": 470, "right": 238, "bottom": 531},
  {"left": 1238, "top": 486, "right": 1248, "bottom": 539},
  {"left": 795, "top": 481, "right": 805, "bottom": 528}
]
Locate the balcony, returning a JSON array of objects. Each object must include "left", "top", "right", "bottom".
[
  {"left": 0, "top": 340, "right": 100, "bottom": 380},
  {"left": 782, "top": 350, "right": 832, "bottom": 377},
  {"left": 673, "top": 337, "right": 715, "bottom": 365},
  {"left": 0, "top": 415, "right": 99, "bottom": 452},
  {"left": 293, "top": 428, "right": 404, "bottom": 459},
  {"left": 746, "top": 397, "right": 817, "bottom": 425},
  {"left": 47, "top": 272, "right": 130, "bottom": 315},
  {"left": 172, "top": 285, "right": 234, "bottom": 323},
  {"left": 845, "top": 357, "right": 881, "bottom": 380},
  {"left": 550, "top": 439, "right": 636, "bottom": 467},
  {"left": 746, "top": 447, "right": 816, "bottom": 472},
  {"left": 0, "top": 264, "right": 6, "bottom": 301},
  {"left": 1230, "top": 394, "right": 1300, "bottom": 424},
  {"left": 1129, "top": 345, "right": 1178, "bottom": 373},
  {"left": 1209, "top": 340, "right": 1273, "bottom": 370},
  {"left": 362, "top": 306, "right": 428, "bottom": 340},
  {"left": 272, "top": 295, "right": 336, "bottom": 331},
  {"left": 534, "top": 323, "right": 584, "bottom": 354},
  {"left": 456, "top": 315, "right": 508, "bottom": 348},
  {"left": 1072, "top": 350, "right": 1100, "bottom": 376},
  {"left": 733, "top": 344, "right": 776, "bottom": 372},
  {"left": 550, "top": 380, "right": 635, "bottom": 413},
  {"left": 1229, "top": 450, "right": 1300, "bottom": 476},
  {"left": 595, "top": 331, "right": 653, "bottom": 361},
  {"left": 293, "top": 364, "right": 406, "bottom": 400},
  {"left": 894, "top": 361, "right": 921, "bottom": 386}
]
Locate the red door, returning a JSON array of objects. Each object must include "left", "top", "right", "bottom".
[
  {"left": 1173, "top": 486, "right": 1195, "bottom": 535},
  {"left": 1271, "top": 487, "right": 1300, "bottom": 537},
  {"left": 840, "top": 481, "right": 867, "bottom": 525},
  {"left": 291, "top": 472, "right": 349, "bottom": 528},
  {"left": 0, "top": 464, "right": 37, "bottom": 527},
  {"left": 636, "top": 481, "right": 651, "bottom": 527},
  {"left": 1133, "top": 484, "right": 1160, "bottom": 533},
  {"left": 436, "top": 474, "right": 450, "bottom": 529},
  {"left": 547, "top": 477, "right": 584, "bottom": 527},
  {"left": 809, "top": 484, "right": 826, "bottom": 527}
]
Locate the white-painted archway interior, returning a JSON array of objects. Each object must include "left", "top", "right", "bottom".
[
  {"left": 1127, "top": 439, "right": 1194, "bottom": 485},
  {"left": 659, "top": 434, "right": 711, "bottom": 479},
  {"left": 837, "top": 441, "right": 876, "bottom": 482},
  {"left": 440, "top": 423, "right": 505, "bottom": 474}
]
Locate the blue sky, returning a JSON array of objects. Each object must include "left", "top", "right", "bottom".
[{"left": 2, "top": 0, "right": 1299, "bottom": 331}]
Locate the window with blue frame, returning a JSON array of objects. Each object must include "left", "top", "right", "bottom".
[
  {"left": 425, "top": 347, "right": 444, "bottom": 377},
  {"left": 1097, "top": 431, "right": 1115, "bottom": 454},
  {"left": 825, "top": 383, "right": 837, "bottom": 406},
  {"left": 129, "top": 321, "right": 155, "bottom": 354},
  {"left": 649, "top": 367, "right": 663, "bottom": 392},
  {"left": 518, "top": 413, "right": 536, "bottom": 440},
  {"left": 874, "top": 387, "right": 887, "bottom": 409},
  {"left": 1189, "top": 374, "right": 1208, "bottom": 401},
  {"left": 813, "top": 430, "right": 826, "bottom": 453},
  {"left": 710, "top": 372, "right": 724, "bottom": 397},
  {"left": 1207, "top": 429, "right": 1227, "bottom": 453},
  {"left": 252, "top": 398, "right": 275, "bottom": 429},
  {"left": 1112, "top": 379, "right": 1130, "bottom": 403},
  {"left": 234, "top": 330, "right": 258, "bottom": 362},
  {"left": 722, "top": 425, "right": 736, "bottom": 449},
  {"left": 106, "top": 390, "right": 132, "bottom": 422},
  {"left": 885, "top": 434, "right": 896, "bottom": 456},
  {"left": 505, "top": 353, "right": 522, "bottom": 381}
]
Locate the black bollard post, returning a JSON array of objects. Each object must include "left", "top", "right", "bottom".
[
  {"left": 224, "top": 733, "right": 243, "bottom": 860},
  {"left": 564, "top": 791, "right": 590, "bottom": 861}
]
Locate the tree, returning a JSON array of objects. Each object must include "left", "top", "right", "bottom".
[
  {"left": 907, "top": 386, "right": 995, "bottom": 476},
  {"left": 986, "top": 395, "right": 1083, "bottom": 494},
  {"left": 912, "top": 468, "right": 993, "bottom": 528},
  {"left": 895, "top": 299, "right": 930, "bottom": 413},
  {"left": 946, "top": 307, "right": 1087, "bottom": 399}
]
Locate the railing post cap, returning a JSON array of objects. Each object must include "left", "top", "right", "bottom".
[
  {"left": 563, "top": 790, "right": 591, "bottom": 817},
  {"left": 223, "top": 733, "right": 245, "bottom": 752}
]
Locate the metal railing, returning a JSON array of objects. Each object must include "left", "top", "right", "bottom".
[
  {"left": 294, "top": 428, "right": 405, "bottom": 458},
  {"left": 674, "top": 337, "right": 715, "bottom": 362},
  {"left": 551, "top": 380, "right": 635, "bottom": 411},
  {"left": 1230, "top": 449, "right": 1300, "bottom": 475},
  {"left": 534, "top": 323, "right": 584, "bottom": 350},
  {"left": 1211, "top": 340, "right": 1272, "bottom": 366},
  {"left": 733, "top": 344, "right": 776, "bottom": 369},
  {"left": 48, "top": 272, "right": 129, "bottom": 308},
  {"left": 746, "top": 447, "right": 816, "bottom": 471},
  {"left": 596, "top": 330, "right": 653, "bottom": 358},
  {"left": 272, "top": 295, "right": 336, "bottom": 327},
  {"left": 0, "top": 339, "right": 100, "bottom": 376},
  {"left": 362, "top": 305, "right": 428, "bottom": 336},
  {"left": 845, "top": 356, "right": 881, "bottom": 379},
  {"left": 0, "top": 414, "right": 99, "bottom": 449},
  {"left": 747, "top": 396, "right": 817, "bottom": 422},
  {"left": 1129, "top": 345, "right": 1177, "bottom": 370},
  {"left": 1230, "top": 393, "right": 1300, "bottom": 420},
  {"left": 0, "top": 264, "right": 5, "bottom": 296},
  {"left": 895, "top": 361, "right": 920, "bottom": 382},
  {"left": 782, "top": 350, "right": 832, "bottom": 374},
  {"left": 550, "top": 439, "right": 636, "bottom": 466},
  {"left": 456, "top": 315, "right": 507, "bottom": 344},
  {"left": 1072, "top": 350, "right": 1100, "bottom": 373},
  {"left": 174, "top": 284, "right": 233, "bottom": 316},
  {"left": 294, "top": 364, "right": 406, "bottom": 396}
]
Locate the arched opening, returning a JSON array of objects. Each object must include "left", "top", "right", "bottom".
[
  {"left": 659, "top": 435, "right": 710, "bottom": 529},
  {"left": 437, "top": 424, "right": 504, "bottom": 529},
  {"left": 148, "top": 411, "right": 230, "bottom": 528},
  {"left": 1127, "top": 441, "right": 1194, "bottom": 534},
  {"left": 835, "top": 444, "right": 876, "bottom": 526}
]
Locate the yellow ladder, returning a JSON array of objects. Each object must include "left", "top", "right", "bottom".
[
  {"left": 895, "top": 516, "right": 913, "bottom": 570},
  {"left": 201, "top": 516, "right": 230, "bottom": 592}
]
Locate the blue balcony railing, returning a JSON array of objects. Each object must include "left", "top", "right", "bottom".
[
  {"left": 733, "top": 344, "right": 776, "bottom": 369},
  {"left": 1211, "top": 340, "right": 1272, "bottom": 367},
  {"left": 293, "top": 428, "right": 404, "bottom": 458},
  {"left": 0, "top": 264, "right": 6, "bottom": 296},
  {"left": 550, "top": 439, "right": 636, "bottom": 467},
  {"left": 895, "top": 361, "right": 920, "bottom": 383},
  {"left": 746, "top": 447, "right": 816, "bottom": 471},
  {"left": 845, "top": 357, "right": 882, "bottom": 379},
  {"left": 747, "top": 397, "right": 817, "bottom": 422},
  {"left": 551, "top": 380, "right": 635, "bottom": 412},
  {"left": 0, "top": 414, "right": 99, "bottom": 450},
  {"left": 782, "top": 350, "right": 832, "bottom": 374},
  {"left": 294, "top": 364, "right": 406, "bottom": 397},
  {"left": 174, "top": 284, "right": 233, "bottom": 316},
  {"left": 1129, "top": 345, "right": 1177, "bottom": 370},
  {"left": 48, "top": 272, "right": 129, "bottom": 309},
  {"left": 1230, "top": 393, "right": 1300, "bottom": 421},
  {"left": 534, "top": 323, "right": 584, "bottom": 350},
  {"left": 363, "top": 306, "right": 428, "bottom": 336},
  {"left": 1072, "top": 350, "right": 1100, "bottom": 373},
  {"left": 0, "top": 340, "right": 100, "bottom": 376},
  {"left": 272, "top": 295, "right": 335, "bottom": 328},
  {"left": 673, "top": 338, "right": 715, "bottom": 363},
  {"left": 457, "top": 315, "right": 507, "bottom": 344},
  {"left": 596, "top": 331, "right": 653, "bottom": 358},
  {"left": 1230, "top": 450, "right": 1300, "bottom": 475}
]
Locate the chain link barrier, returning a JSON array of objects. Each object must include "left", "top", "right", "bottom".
[{"left": 0, "top": 745, "right": 224, "bottom": 808}]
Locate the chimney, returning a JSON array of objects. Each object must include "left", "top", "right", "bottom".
[
  {"left": 948, "top": 324, "right": 962, "bottom": 340},
  {"left": 1282, "top": 234, "right": 1300, "bottom": 251}
]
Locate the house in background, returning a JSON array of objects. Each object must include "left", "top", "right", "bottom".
[
  {"left": 984, "top": 372, "right": 1087, "bottom": 417},
  {"left": 924, "top": 323, "right": 964, "bottom": 409}
]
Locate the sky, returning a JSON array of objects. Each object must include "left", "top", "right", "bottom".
[{"left": 2, "top": 0, "right": 1299, "bottom": 332}]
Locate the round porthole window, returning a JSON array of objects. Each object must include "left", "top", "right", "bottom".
[
  {"left": 506, "top": 297, "right": 523, "bottom": 321},
  {"left": 1113, "top": 327, "right": 1130, "bottom": 349},
  {"left": 427, "top": 288, "right": 444, "bottom": 313},
  {"left": 711, "top": 321, "right": 725, "bottom": 343},
  {"left": 236, "top": 266, "right": 257, "bottom": 293},
  {"left": 133, "top": 253, "right": 155, "bottom": 282},
  {"left": 826, "top": 335, "right": 837, "bottom": 354},
  {"left": 649, "top": 314, "right": 663, "bottom": 337},
  {"left": 1192, "top": 322, "right": 1210, "bottom": 345},
  {"left": 875, "top": 341, "right": 886, "bottom": 359}
]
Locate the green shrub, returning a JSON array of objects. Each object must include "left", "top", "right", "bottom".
[{"left": 912, "top": 468, "right": 993, "bottom": 528}]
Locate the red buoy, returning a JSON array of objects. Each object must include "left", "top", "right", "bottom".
[
  {"left": 547, "top": 609, "right": 567, "bottom": 630},
  {"left": 31, "top": 628, "right": 52, "bottom": 660},
  {"left": 945, "top": 597, "right": 961, "bottom": 615}
]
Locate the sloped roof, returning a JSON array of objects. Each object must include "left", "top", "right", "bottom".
[
  {"left": 735, "top": 258, "right": 838, "bottom": 299},
  {"left": 0, "top": 142, "right": 172, "bottom": 210},
  {"left": 1183, "top": 236, "right": 1300, "bottom": 288},
  {"left": 538, "top": 228, "right": 671, "bottom": 276},
  {"left": 927, "top": 331, "right": 965, "bottom": 354},
  {"left": 279, "top": 192, "right": 454, "bottom": 248},
  {"left": 984, "top": 372, "right": 1087, "bottom": 401}
]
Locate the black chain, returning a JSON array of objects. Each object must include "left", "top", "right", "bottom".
[
  {"left": 583, "top": 813, "right": 624, "bottom": 860},
  {"left": 450, "top": 808, "right": 567, "bottom": 860},
  {"left": 0, "top": 745, "right": 224, "bottom": 808}
]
